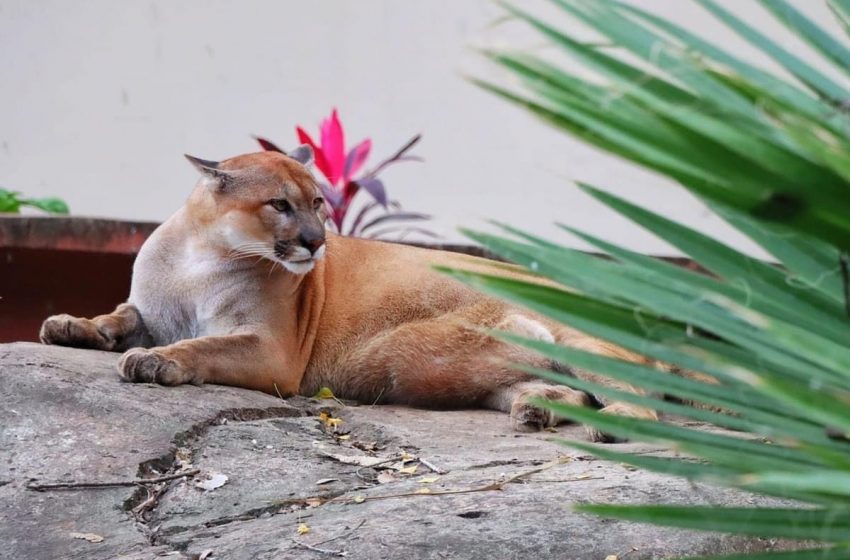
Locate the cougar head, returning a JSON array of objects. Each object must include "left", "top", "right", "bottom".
[{"left": 184, "top": 146, "right": 326, "bottom": 275}]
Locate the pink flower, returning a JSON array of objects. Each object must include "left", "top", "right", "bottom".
[
  {"left": 255, "top": 109, "right": 426, "bottom": 237},
  {"left": 296, "top": 108, "right": 371, "bottom": 188}
]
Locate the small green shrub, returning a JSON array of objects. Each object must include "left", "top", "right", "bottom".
[{"left": 0, "top": 188, "right": 68, "bottom": 215}]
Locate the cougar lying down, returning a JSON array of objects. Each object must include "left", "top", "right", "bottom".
[{"left": 40, "top": 147, "right": 658, "bottom": 441}]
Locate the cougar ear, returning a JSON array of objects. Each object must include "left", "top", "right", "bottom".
[
  {"left": 184, "top": 154, "right": 234, "bottom": 191},
  {"left": 288, "top": 144, "right": 314, "bottom": 167}
]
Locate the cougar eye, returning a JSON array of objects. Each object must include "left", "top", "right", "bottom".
[
  {"left": 313, "top": 197, "right": 325, "bottom": 211},
  {"left": 268, "top": 198, "right": 292, "bottom": 213}
]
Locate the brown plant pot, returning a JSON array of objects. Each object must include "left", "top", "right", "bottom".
[{"left": 0, "top": 216, "right": 159, "bottom": 343}]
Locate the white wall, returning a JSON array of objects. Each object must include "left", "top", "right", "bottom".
[{"left": 0, "top": 0, "right": 844, "bottom": 254}]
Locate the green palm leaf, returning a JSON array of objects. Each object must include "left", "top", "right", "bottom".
[{"left": 467, "top": 0, "right": 850, "bottom": 556}]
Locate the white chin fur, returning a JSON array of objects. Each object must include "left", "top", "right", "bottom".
[
  {"left": 282, "top": 259, "right": 316, "bottom": 275},
  {"left": 280, "top": 243, "right": 325, "bottom": 274}
]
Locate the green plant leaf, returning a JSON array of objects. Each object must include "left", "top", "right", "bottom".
[
  {"left": 457, "top": 228, "right": 850, "bottom": 391},
  {"left": 741, "top": 469, "right": 850, "bottom": 498},
  {"left": 564, "top": 441, "right": 835, "bottom": 504},
  {"left": 710, "top": 203, "right": 844, "bottom": 305},
  {"left": 494, "top": 332, "right": 836, "bottom": 447},
  {"left": 828, "top": 0, "right": 850, "bottom": 36},
  {"left": 759, "top": 0, "right": 850, "bottom": 78},
  {"left": 693, "top": 546, "right": 850, "bottom": 560},
  {"left": 574, "top": 504, "right": 850, "bottom": 541},
  {"left": 696, "top": 0, "right": 850, "bottom": 102},
  {"left": 475, "top": 0, "right": 850, "bottom": 551},
  {"left": 542, "top": 401, "right": 824, "bottom": 471},
  {"left": 613, "top": 0, "right": 839, "bottom": 134},
  {"left": 21, "top": 197, "right": 69, "bottom": 215},
  {"left": 0, "top": 188, "right": 22, "bottom": 213}
]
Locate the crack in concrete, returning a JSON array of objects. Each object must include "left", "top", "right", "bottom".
[
  {"left": 123, "top": 404, "right": 317, "bottom": 551},
  {"left": 466, "top": 458, "right": 545, "bottom": 470}
]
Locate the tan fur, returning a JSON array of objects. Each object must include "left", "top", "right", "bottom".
[{"left": 40, "top": 149, "right": 659, "bottom": 441}]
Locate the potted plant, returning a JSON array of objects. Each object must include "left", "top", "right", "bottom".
[{"left": 255, "top": 108, "right": 436, "bottom": 240}]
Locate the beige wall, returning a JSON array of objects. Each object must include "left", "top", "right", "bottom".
[{"left": 0, "top": 0, "right": 842, "bottom": 255}]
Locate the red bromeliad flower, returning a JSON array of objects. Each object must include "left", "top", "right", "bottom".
[
  {"left": 255, "top": 108, "right": 433, "bottom": 239},
  {"left": 297, "top": 109, "right": 370, "bottom": 189},
  {"left": 295, "top": 109, "right": 375, "bottom": 230}
]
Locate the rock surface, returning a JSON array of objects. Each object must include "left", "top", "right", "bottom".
[{"left": 0, "top": 342, "right": 796, "bottom": 559}]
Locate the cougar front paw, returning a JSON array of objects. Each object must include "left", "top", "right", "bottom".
[
  {"left": 40, "top": 314, "right": 114, "bottom": 350},
  {"left": 118, "top": 348, "right": 198, "bottom": 386}
]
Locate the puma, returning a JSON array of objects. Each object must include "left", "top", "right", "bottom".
[{"left": 39, "top": 147, "right": 658, "bottom": 441}]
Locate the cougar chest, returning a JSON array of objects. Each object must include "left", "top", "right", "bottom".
[{"left": 179, "top": 248, "right": 267, "bottom": 337}]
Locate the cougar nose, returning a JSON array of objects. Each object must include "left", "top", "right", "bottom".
[{"left": 299, "top": 233, "right": 325, "bottom": 255}]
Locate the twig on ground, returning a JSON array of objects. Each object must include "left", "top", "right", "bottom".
[
  {"left": 26, "top": 469, "right": 200, "bottom": 491},
  {"left": 313, "top": 519, "right": 367, "bottom": 547},
  {"left": 289, "top": 519, "right": 366, "bottom": 557},
  {"left": 523, "top": 476, "right": 604, "bottom": 483},
  {"left": 289, "top": 539, "right": 347, "bottom": 557},
  {"left": 132, "top": 483, "right": 157, "bottom": 515},
  {"left": 333, "top": 456, "right": 571, "bottom": 504},
  {"left": 345, "top": 454, "right": 404, "bottom": 482},
  {"left": 419, "top": 457, "right": 448, "bottom": 475},
  {"left": 274, "top": 457, "right": 584, "bottom": 508}
]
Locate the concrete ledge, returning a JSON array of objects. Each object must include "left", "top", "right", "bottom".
[{"left": 0, "top": 342, "right": 800, "bottom": 559}]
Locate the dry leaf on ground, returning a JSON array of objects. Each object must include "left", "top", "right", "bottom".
[
  {"left": 297, "top": 523, "right": 310, "bottom": 535},
  {"left": 315, "top": 478, "right": 338, "bottom": 486},
  {"left": 70, "top": 532, "right": 104, "bottom": 543},
  {"left": 353, "top": 441, "right": 379, "bottom": 452},
  {"left": 313, "top": 387, "right": 335, "bottom": 399},
  {"left": 319, "top": 451, "right": 390, "bottom": 468},
  {"left": 376, "top": 471, "right": 398, "bottom": 484},
  {"left": 195, "top": 472, "right": 228, "bottom": 491},
  {"left": 318, "top": 411, "right": 343, "bottom": 428},
  {"left": 174, "top": 447, "right": 193, "bottom": 468}
]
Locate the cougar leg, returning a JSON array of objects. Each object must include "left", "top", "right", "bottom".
[
  {"left": 484, "top": 381, "right": 591, "bottom": 432},
  {"left": 117, "top": 332, "right": 298, "bottom": 394},
  {"left": 556, "top": 331, "right": 662, "bottom": 442},
  {"left": 336, "top": 303, "right": 597, "bottom": 432},
  {"left": 40, "top": 303, "right": 153, "bottom": 352}
]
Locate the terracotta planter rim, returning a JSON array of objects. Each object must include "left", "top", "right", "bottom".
[{"left": 0, "top": 215, "right": 159, "bottom": 255}]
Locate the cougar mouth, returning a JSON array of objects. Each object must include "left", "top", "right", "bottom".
[
  {"left": 273, "top": 240, "right": 295, "bottom": 260},
  {"left": 287, "top": 255, "right": 313, "bottom": 263},
  {"left": 272, "top": 241, "right": 317, "bottom": 274}
]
